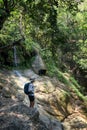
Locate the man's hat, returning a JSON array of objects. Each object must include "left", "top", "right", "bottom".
[{"left": 30, "top": 78, "right": 35, "bottom": 82}]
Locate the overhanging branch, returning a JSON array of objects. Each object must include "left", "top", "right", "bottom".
[{"left": 0, "top": 38, "right": 24, "bottom": 52}]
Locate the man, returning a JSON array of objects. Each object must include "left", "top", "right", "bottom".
[{"left": 28, "top": 78, "right": 35, "bottom": 108}]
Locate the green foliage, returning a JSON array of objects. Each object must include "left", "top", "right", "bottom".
[
  {"left": 41, "top": 49, "right": 52, "bottom": 60},
  {"left": 0, "top": 34, "right": 12, "bottom": 45},
  {"left": 46, "top": 60, "right": 58, "bottom": 77},
  {"left": 24, "top": 38, "right": 33, "bottom": 51},
  {"left": 69, "top": 77, "right": 81, "bottom": 89},
  {"left": 0, "top": 9, "right": 22, "bottom": 45},
  {"left": 46, "top": 57, "right": 87, "bottom": 101},
  {"left": 74, "top": 40, "right": 87, "bottom": 70}
]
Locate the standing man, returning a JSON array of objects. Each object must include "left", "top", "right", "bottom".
[
  {"left": 24, "top": 78, "right": 39, "bottom": 116},
  {"left": 28, "top": 78, "right": 35, "bottom": 108}
]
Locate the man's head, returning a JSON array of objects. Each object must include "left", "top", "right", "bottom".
[{"left": 30, "top": 78, "right": 35, "bottom": 83}]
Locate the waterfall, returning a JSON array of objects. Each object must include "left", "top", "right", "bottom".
[{"left": 13, "top": 46, "right": 17, "bottom": 67}]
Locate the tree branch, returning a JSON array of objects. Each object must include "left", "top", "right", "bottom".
[{"left": 0, "top": 39, "right": 24, "bottom": 52}]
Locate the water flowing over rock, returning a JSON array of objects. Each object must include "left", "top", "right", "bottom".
[
  {"left": 13, "top": 46, "right": 17, "bottom": 67},
  {"left": 13, "top": 46, "right": 20, "bottom": 66}
]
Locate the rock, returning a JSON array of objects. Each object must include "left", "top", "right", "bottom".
[
  {"left": 0, "top": 69, "right": 87, "bottom": 130},
  {"left": 16, "top": 90, "right": 25, "bottom": 101},
  {"left": 39, "top": 107, "right": 63, "bottom": 130},
  {"left": 30, "top": 108, "right": 39, "bottom": 121},
  {"left": 0, "top": 84, "right": 3, "bottom": 91},
  {"left": 2, "top": 87, "right": 11, "bottom": 98},
  {"left": 63, "top": 113, "right": 87, "bottom": 130},
  {"left": 48, "top": 119, "right": 64, "bottom": 130},
  {"left": 32, "top": 55, "right": 46, "bottom": 75}
]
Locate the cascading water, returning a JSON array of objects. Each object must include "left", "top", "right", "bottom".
[{"left": 13, "top": 46, "right": 17, "bottom": 67}]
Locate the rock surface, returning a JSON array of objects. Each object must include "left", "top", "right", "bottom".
[{"left": 0, "top": 69, "right": 87, "bottom": 130}]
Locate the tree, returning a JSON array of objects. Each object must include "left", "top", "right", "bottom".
[{"left": 0, "top": 0, "right": 18, "bottom": 29}]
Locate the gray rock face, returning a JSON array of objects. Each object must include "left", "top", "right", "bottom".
[
  {"left": 0, "top": 69, "right": 87, "bottom": 130},
  {"left": 32, "top": 55, "right": 46, "bottom": 75},
  {"left": 0, "top": 98, "right": 63, "bottom": 130}
]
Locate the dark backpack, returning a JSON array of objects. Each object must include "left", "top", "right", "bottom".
[{"left": 24, "top": 82, "right": 30, "bottom": 95}]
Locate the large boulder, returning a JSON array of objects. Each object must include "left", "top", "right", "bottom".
[{"left": 32, "top": 55, "right": 46, "bottom": 75}]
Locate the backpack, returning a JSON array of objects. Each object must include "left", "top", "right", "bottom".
[{"left": 24, "top": 82, "right": 30, "bottom": 95}]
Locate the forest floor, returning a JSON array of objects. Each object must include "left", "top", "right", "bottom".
[{"left": 0, "top": 68, "right": 87, "bottom": 130}]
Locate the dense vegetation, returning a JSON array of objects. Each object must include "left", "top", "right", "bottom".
[{"left": 0, "top": 0, "right": 87, "bottom": 99}]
